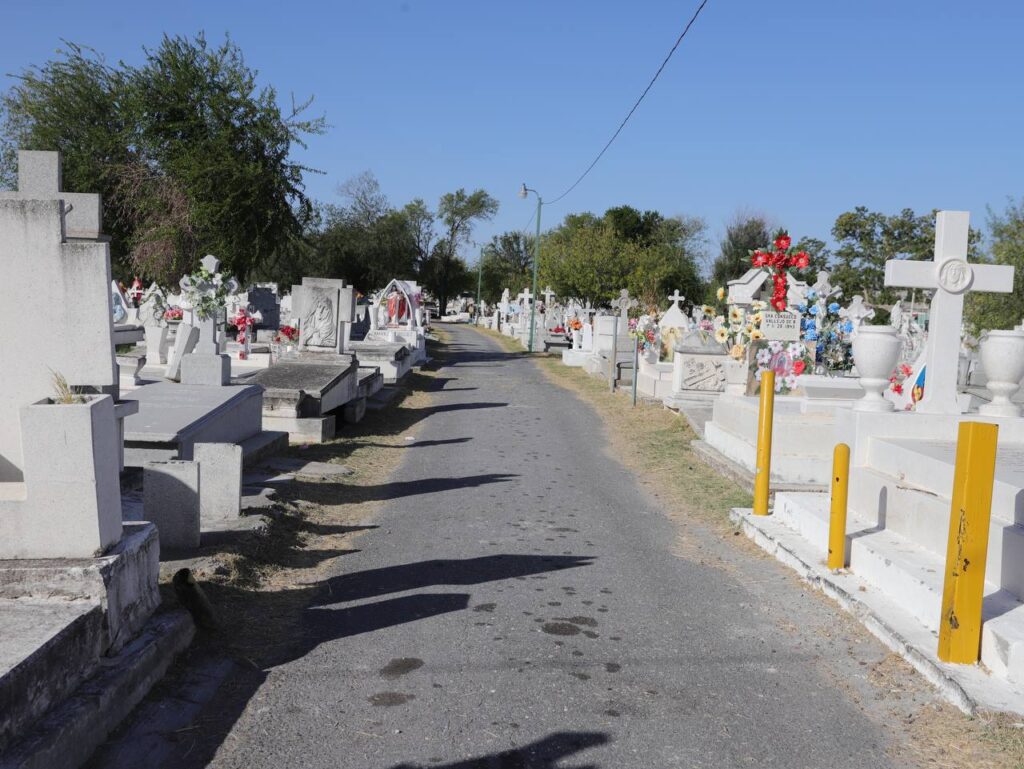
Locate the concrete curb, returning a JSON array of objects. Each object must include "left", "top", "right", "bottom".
[
  {"left": 729, "top": 508, "right": 980, "bottom": 715},
  {"left": 0, "top": 609, "right": 195, "bottom": 769}
]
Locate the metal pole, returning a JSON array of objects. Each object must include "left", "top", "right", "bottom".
[
  {"left": 609, "top": 316, "right": 619, "bottom": 393},
  {"left": 753, "top": 370, "right": 776, "bottom": 515},
  {"left": 631, "top": 337, "right": 639, "bottom": 407},
  {"left": 528, "top": 196, "right": 542, "bottom": 353},
  {"left": 827, "top": 443, "right": 851, "bottom": 569},
  {"left": 476, "top": 245, "right": 483, "bottom": 321}
]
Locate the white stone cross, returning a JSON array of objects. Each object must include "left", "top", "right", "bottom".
[
  {"left": 667, "top": 289, "right": 684, "bottom": 307},
  {"left": 839, "top": 295, "right": 874, "bottom": 337},
  {"left": 884, "top": 211, "right": 1013, "bottom": 414},
  {"left": 0, "top": 150, "right": 103, "bottom": 238},
  {"left": 521, "top": 287, "right": 533, "bottom": 306},
  {"left": 612, "top": 288, "right": 638, "bottom": 322}
]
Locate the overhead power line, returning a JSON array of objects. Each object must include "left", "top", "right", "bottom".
[{"left": 544, "top": 0, "right": 711, "bottom": 207}]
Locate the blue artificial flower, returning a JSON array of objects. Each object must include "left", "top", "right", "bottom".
[
  {"left": 797, "top": 304, "right": 807, "bottom": 313},
  {"left": 807, "top": 290, "right": 818, "bottom": 301},
  {"left": 806, "top": 329, "right": 818, "bottom": 341},
  {"left": 842, "top": 320, "right": 854, "bottom": 333},
  {"left": 829, "top": 331, "right": 837, "bottom": 341},
  {"left": 809, "top": 305, "right": 819, "bottom": 315},
  {"left": 816, "top": 342, "right": 825, "bottom": 353},
  {"left": 828, "top": 302, "right": 840, "bottom": 314}
]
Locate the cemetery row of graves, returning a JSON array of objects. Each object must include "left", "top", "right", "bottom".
[
  {"left": 0, "top": 151, "right": 441, "bottom": 767},
  {"left": 472, "top": 215, "right": 1024, "bottom": 715}
]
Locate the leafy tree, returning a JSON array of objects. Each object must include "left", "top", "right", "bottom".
[
  {"left": 479, "top": 231, "right": 534, "bottom": 303},
  {"left": 540, "top": 207, "right": 705, "bottom": 309},
  {"left": 710, "top": 215, "right": 771, "bottom": 291},
  {"left": 1, "top": 34, "right": 324, "bottom": 282},
  {"left": 966, "top": 199, "right": 1024, "bottom": 333},
  {"left": 420, "top": 188, "right": 498, "bottom": 314},
  {"left": 793, "top": 236, "right": 831, "bottom": 288}
]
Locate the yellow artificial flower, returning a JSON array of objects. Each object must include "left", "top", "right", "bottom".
[
  {"left": 729, "top": 306, "right": 745, "bottom": 324},
  {"left": 750, "top": 329, "right": 764, "bottom": 340},
  {"left": 716, "top": 287, "right": 726, "bottom": 301},
  {"left": 751, "top": 312, "right": 764, "bottom": 325},
  {"left": 701, "top": 304, "right": 714, "bottom": 317},
  {"left": 714, "top": 327, "right": 729, "bottom": 344},
  {"left": 730, "top": 343, "right": 744, "bottom": 360},
  {"left": 752, "top": 300, "right": 767, "bottom": 311}
]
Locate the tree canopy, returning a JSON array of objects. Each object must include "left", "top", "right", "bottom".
[
  {"left": 1, "top": 34, "right": 324, "bottom": 283},
  {"left": 539, "top": 206, "right": 705, "bottom": 308}
]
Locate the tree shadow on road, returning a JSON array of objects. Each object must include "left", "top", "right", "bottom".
[
  {"left": 278, "top": 473, "right": 519, "bottom": 508},
  {"left": 316, "top": 553, "right": 595, "bottom": 604},
  {"left": 388, "top": 731, "right": 610, "bottom": 768}
]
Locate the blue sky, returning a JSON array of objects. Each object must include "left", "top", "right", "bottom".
[{"left": 3, "top": 1, "right": 1022, "bottom": 268}]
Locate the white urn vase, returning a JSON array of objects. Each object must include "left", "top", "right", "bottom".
[
  {"left": 724, "top": 357, "right": 748, "bottom": 396},
  {"left": 979, "top": 329, "right": 1024, "bottom": 417},
  {"left": 852, "top": 325, "right": 902, "bottom": 412}
]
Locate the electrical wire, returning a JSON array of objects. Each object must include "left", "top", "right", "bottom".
[{"left": 544, "top": 0, "right": 710, "bottom": 207}]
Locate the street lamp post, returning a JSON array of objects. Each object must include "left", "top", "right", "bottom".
[
  {"left": 518, "top": 183, "right": 542, "bottom": 353},
  {"left": 476, "top": 245, "right": 483, "bottom": 320}
]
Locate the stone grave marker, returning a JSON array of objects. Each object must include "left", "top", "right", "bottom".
[
  {"left": 761, "top": 311, "right": 801, "bottom": 341},
  {"left": 884, "top": 211, "right": 1013, "bottom": 414}
]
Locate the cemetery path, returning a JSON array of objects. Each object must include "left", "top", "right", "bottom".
[{"left": 169, "top": 326, "right": 920, "bottom": 767}]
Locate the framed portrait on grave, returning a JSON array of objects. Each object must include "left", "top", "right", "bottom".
[{"left": 744, "top": 339, "right": 816, "bottom": 397}]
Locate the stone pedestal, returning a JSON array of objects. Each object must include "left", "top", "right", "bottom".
[{"left": 180, "top": 353, "right": 231, "bottom": 386}]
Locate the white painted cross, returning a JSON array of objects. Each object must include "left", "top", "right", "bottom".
[
  {"left": 884, "top": 211, "right": 1013, "bottom": 414},
  {"left": 838, "top": 295, "right": 874, "bottom": 337},
  {"left": 612, "top": 288, "right": 638, "bottom": 323},
  {"left": 667, "top": 289, "right": 684, "bottom": 307},
  {"left": 542, "top": 286, "right": 556, "bottom": 308},
  {"left": 0, "top": 150, "right": 103, "bottom": 238}
]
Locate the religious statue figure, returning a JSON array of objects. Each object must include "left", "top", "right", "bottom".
[
  {"left": 303, "top": 293, "right": 337, "bottom": 347},
  {"left": 386, "top": 289, "right": 408, "bottom": 326}
]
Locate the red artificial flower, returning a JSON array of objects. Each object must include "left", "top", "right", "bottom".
[
  {"left": 900, "top": 363, "right": 913, "bottom": 376},
  {"left": 793, "top": 360, "right": 805, "bottom": 375},
  {"left": 793, "top": 252, "right": 809, "bottom": 269},
  {"left": 752, "top": 250, "right": 769, "bottom": 267},
  {"left": 774, "top": 234, "right": 792, "bottom": 251},
  {"left": 771, "top": 297, "right": 787, "bottom": 311},
  {"left": 892, "top": 384, "right": 904, "bottom": 395}
]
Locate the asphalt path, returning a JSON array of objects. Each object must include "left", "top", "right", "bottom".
[{"left": 130, "top": 325, "right": 909, "bottom": 768}]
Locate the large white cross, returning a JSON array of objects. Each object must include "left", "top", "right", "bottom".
[
  {"left": 542, "top": 286, "right": 556, "bottom": 307},
  {"left": 667, "top": 289, "right": 684, "bottom": 307},
  {"left": 884, "top": 211, "right": 1013, "bottom": 414},
  {"left": 0, "top": 150, "right": 102, "bottom": 238}
]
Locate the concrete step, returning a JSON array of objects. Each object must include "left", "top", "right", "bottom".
[
  {"left": 869, "top": 437, "right": 1024, "bottom": 526},
  {"left": 851, "top": 463, "right": 1024, "bottom": 603},
  {"left": 703, "top": 421, "right": 832, "bottom": 486},
  {"left": 774, "top": 491, "right": 1024, "bottom": 683},
  {"left": 0, "top": 600, "right": 105, "bottom": 754},
  {"left": 366, "top": 385, "right": 402, "bottom": 412}
]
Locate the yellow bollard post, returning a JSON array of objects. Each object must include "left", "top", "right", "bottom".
[
  {"left": 827, "top": 443, "right": 851, "bottom": 569},
  {"left": 752, "top": 370, "right": 775, "bottom": 516},
  {"left": 938, "top": 421, "right": 999, "bottom": 665}
]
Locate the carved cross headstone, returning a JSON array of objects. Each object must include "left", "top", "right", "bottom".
[
  {"left": 612, "top": 289, "right": 638, "bottom": 324},
  {"left": 667, "top": 289, "right": 684, "bottom": 307},
  {"left": 0, "top": 150, "right": 102, "bottom": 238},
  {"left": 839, "top": 295, "right": 874, "bottom": 337},
  {"left": 542, "top": 286, "right": 556, "bottom": 308},
  {"left": 884, "top": 211, "right": 1013, "bottom": 414}
]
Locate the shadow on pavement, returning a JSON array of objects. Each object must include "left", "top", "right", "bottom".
[
  {"left": 318, "top": 553, "right": 595, "bottom": 604},
  {"left": 389, "top": 731, "right": 610, "bottom": 768},
  {"left": 279, "top": 473, "right": 519, "bottom": 506}
]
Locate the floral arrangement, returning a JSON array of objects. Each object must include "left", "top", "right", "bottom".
[
  {"left": 628, "top": 314, "right": 660, "bottom": 353},
  {"left": 163, "top": 307, "right": 184, "bottom": 321},
  {"left": 750, "top": 231, "right": 810, "bottom": 312},
  {"left": 178, "top": 262, "right": 239, "bottom": 320},
  {"left": 754, "top": 340, "right": 815, "bottom": 394},
  {"left": 276, "top": 325, "right": 299, "bottom": 343},
  {"left": 704, "top": 289, "right": 766, "bottom": 360},
  {"left": 888, "top": 363, "right": 915, "bottom": 397},
  {"left": 230, "top": 308, "right": 260, "bottom": 360},
  {"left": 551, "top": 325, "right": 566, "bottom": 334},
  {"left": 568, "top": 318, "right": 583, "bottom": 331},
  {"left": 796, "top": 293, "right": 856, "bottom": 371}
]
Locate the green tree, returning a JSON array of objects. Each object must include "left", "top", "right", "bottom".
[
  {"left": 1, "top": 34, "right": 324, "bottom": 282},
  {"left": 966, "top": 199, "right": 1024, "bottom": 333},
  {"left": 710, "top": 215, "right": 771, "bottom": 291},
  {"left": 479, "top": 231, "right": 534, "bottom": 303},
  {"left": 420, "top": 188, "right": 498, "bottom": 314}
]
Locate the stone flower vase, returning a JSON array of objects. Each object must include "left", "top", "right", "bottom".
[
  {"left": 724, "top": 357, "right": 748, "bottom": 396},
  {"left": 572, "top": 329, "right": 582, "bottom": 350},
  {"left": 852, "top": 325, "right": 901, "bottom": 412},
  {"left": 979, "top": 329, "right": 1024, "bottom": 417}
]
